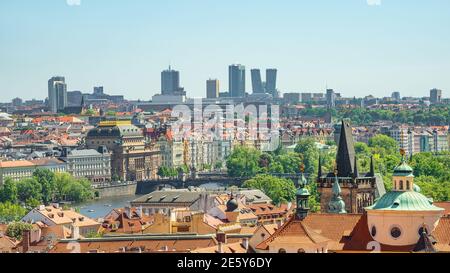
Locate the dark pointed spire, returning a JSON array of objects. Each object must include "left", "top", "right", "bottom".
[
  {"left": 336, "top": 119, "right": 356, "bottom": 177},
  {"left": 353, "top": 156, "right": 359, "bottom": 179},
  {"left": 414, "top": 227, "right": 437, "bottom": 253},
  {"left": 318, "top": 155, "right": 322, "bottom": 178},
  {"left": 369, "top": 156, "right": 375, "bottom": 177}
]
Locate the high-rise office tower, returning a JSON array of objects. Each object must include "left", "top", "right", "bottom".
[
  {"left": 161, "top": 66, "right": 185, "bottom": 96},
  {"left": 229, "top": 64, "right": 246, "bottom": 98},
  {"left": 265, "top": 69, "right": 277, "bottom": 96},
  {"left": 391, "top": 91, "right": 401, "bottom": 101},
  {"left": 326, "top": 89, "right": 336, "bottom": 108},
  {"left": 206, "top": 79, "right": 220, "bottom": 99},
  {"left": 251, "top": 69, "right": 264, "bottom": 94},
  {"left": 430, "top": 88, "right": 442, "bottom": 104},
  {"left": 94, "top": 86, "right": 104, "bottom": 95},
  {"left": 48, "top": 76, "right": 67, "bottom": 113}
]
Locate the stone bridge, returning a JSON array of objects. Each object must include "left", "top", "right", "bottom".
[{"left": 135, "top": 172, "right": 307, "bottom": 195}]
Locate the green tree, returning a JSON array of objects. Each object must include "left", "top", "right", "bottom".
[
  {"left": 295, "top": 138, "right": 319, "bottom": 175},
  {"left": 33, "top": 169, "right": 56, "bottom": 204},
  {"left": 16, "top": 178, "right": 42, "bottom": 205},
  {"left": 415, "top": 176, "right": 450, "bottom": 202},
  {"left": 0, "top": 178, "right": 18, "bottom": 203},
  {"left": 53, "top": 173, "right": 93, "bottom": 203},
  {"left": 243, "top": 175, "right": 296, "bottom": 205},
  {"left": 354, "top": 142, "right": 371, "bottom": 157},
  {"left": 226, "top": 146, "right": 261, "bottom": 177},
  {"left": 6, "top": 222, "right": 33, "bottom": 240},
  {"left": 368, "top": 134, "right": 399, "bottom": 155},
  {"left": 277, "top": 152, "right": 302, "bottom": 174},
  {"left": 0, "top": 202, "right": 27, "bottom": 223}
]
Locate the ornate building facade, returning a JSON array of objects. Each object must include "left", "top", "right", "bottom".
[
  {"left": 86, "top": 120, "right": 160, "bottom": 181},
  {"left": 317, "top": 120, "right": 384, "bottom": 214}
]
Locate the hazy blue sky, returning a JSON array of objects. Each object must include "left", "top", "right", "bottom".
[{"left": 1, "top": 0, "right": 450, "bottom": 101}]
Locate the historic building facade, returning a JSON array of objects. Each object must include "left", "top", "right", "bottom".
[
  {"left": 317, "top": 120, "right": 384, "bottom": 214},
  {"left": 60, "top": 147, "right": 111, "bottom": 183},
  {"left": 86, "top": 120, "right": 160, "bottom": 181},
  {"left": 255, "top": 153, "right": 448, "bottom": 253}
]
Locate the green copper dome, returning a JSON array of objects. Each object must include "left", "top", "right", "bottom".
[
  {"left": 297, "top": 187, "right": 310, "bottom": 196},
  {"left": 366, "top": 191, "right": 443, "bottom": 211},
  {"left": 393, "top": 160, "right": 414, "bottom": 177}
]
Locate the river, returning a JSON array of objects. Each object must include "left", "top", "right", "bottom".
[
  {"left": 74, "top": 195, "right": 143, "bottom": 220},
  {"left": 75, "top": 183, "right": 224, "bottom": 219}
]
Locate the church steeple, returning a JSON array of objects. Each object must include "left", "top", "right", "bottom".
[
  {"left": 295, "top": 172, "right": 310, "bottom": 220},
  {"left": 336, "top": 119, "right": 356, "bottom": 177},
  {"left": 328, "top": 172, "right": 347, "bottom": 214},
  {"left": 369, "top": 156, "right": 375, "bottom": 177},
  {"left": 318, "top": 155, "right": 323, "bottom": 178},
  {"left": 353, "top": 156, "right": 359, "bottom": 179},
  {"left": 392, "top": 149, "right": 415, "bottom": 192}
]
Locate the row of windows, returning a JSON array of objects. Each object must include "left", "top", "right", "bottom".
[
  {"left": 75, "top": 171, "right": 110, "bottom": 176},
  {"left": 71, "top": 158, "right": 109, "bottom": 163},
  {"left": 397, "top": 180, "right": 411, "bottom": 190},
  {"left": 73, "top": 164, "right": 109, "bottom": 170},
  {"left": 371, "top": 225, "right": 430, "bottom": 240}
]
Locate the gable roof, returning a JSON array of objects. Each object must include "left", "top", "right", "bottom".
[{"left": 256, "top": 217, "right": 332, "bottom": 250}]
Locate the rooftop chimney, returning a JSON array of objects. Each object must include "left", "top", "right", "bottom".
[
  {"left": 125, "top": 207, "right": 132, "bottom": 219},
  {"left": 216, "top": 231, "right": 227, "bottom": 244},
  {"left": 136, "top": 206, "right": 143, "bottom": 219},
  {"left": 22, "top": 230, "right": 31, "bottom": 253},
  {"left": 71, "top": 224, "right": 80, "bottom": 240},
  {"left": 242, "top": 238, "right": 249, "bottom": 252}
]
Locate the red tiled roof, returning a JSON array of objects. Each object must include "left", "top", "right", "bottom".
[
  {"left": 435, "top": 202, "right": 450, "bottom": 217},
  {"left": 256, "top": 217, "right": 332, "bottom": 250},
  {"left": 49, "top": 237, "right": 229, "bottom": 253},
  {"left": 102, "top": 208, "right": 153, "bottom": 234},
  {"left": 256, "top": 213, "right": 450, "bottom": 253}
]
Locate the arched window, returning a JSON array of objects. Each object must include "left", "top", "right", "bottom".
[
  {"left": 297, "top": 248, "right": 306, "bottom": 253},
  {"left": 399, "top": 180, "right": 404, "bottom": 190},
  {"left": 406, "top": 181, "right": 411, "bottom": 190},
  {"left": 278, "top": 249, "right": 287, "bottom": 253}
]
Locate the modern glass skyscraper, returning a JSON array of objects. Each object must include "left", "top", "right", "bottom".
[
  {"left": 326, "top": 88, "right": 336, "bottom": 108},
  {"left": 206, "top": 79, "right": 220, "bottom": 99},
  {"left": 265, "top": 69, "right": 277, "bottom": 96},
  {"left": 161, "top": 66, "right": 184, "bottom": 95},
  {"left": 229, "top": 64, "right": 246, "bottom": 98},
  {"left": 48, "top": 76, "right": 67, "bottom": 113},
  {"left": 430, "top": 88, "right": 442, "bottom": 104},
  {"left": 251, "top": 69, "right": 264, "bottom": 94}
]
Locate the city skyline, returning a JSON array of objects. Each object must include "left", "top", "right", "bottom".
[{"left": 1, "top": 0, "right": 450, "bottom": 101}]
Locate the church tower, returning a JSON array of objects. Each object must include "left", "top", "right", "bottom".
[
  {"left": 366, "top": 151, "right": 444, "bottom": 247},
  {"left": 392, "top": 150, "right": 415, "bottom": 192},
  {"left": 336, "top": 119, "right": 356, "bottom": 177},
  {"left": 317, "top": 119, "right": 383, "bottom": 214},
  {"left": 295, "top": 173, "right": 310, "bottom": 220}
]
